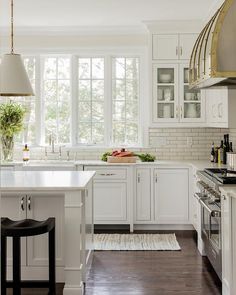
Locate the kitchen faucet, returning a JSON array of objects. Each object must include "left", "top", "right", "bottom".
[{"left": 49, "top": 133, "right": 55, "bottom": 153}]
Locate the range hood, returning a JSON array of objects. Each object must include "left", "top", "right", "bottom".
[{"left": 189, "top": 0, "right": 236, "bottom": 89}]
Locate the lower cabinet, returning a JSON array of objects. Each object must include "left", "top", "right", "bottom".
[
  {"left": 83, "top": 166, "right": 133, "bottom": 227},
  {"left": 1, "top": 194, "right": 27, "bottom": 266},
  {"left": 135, "top": 167, "right": 189, "bottom": 225},
  {"left": 136, "top": 168, "right": 152, "bottom": 221},
  {"left": 1, "top": 193, "right": 65, "bottom": 269},
  {"left": 222, "top": 194, "right": 232, "bottom": 295},
  {"left": 154, "top": 168, "right": 189, "bottom": 224},
  {"left": 26, "top": 193, "right": 65, "bottom": 267},
  {"left": 93, "top": 182, "right": 127, "bottom": 222}
]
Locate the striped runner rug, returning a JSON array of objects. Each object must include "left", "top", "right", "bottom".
[{"left": 94, "top": 233, "right": 181, "bottom": 251}]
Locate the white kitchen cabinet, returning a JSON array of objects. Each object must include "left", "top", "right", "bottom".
[
  {"left": 179, "top": 64, "right": 205, "bottom": 123},
  {"left": 135, "top": 168, "right": 152, "bottom": 221},
  {"left": 153, "top": 34, "right": 179, "bottom": 60},
  {"left": 93, "top": 182, "right": 127, "bottom": 221},
  {"left": 26, "top": 193, "right": 65, "bottom": 267},
  {"left": 154, "top": 168, "right": 189, "bottom": 224},
  {"left": 1, "top": 194, "right": 27, "bottom": 266},
  {"left": 152, "top": 33, "right": 197, "bottom": 60},
  {"left": 153, "top": 63, "right": 205, "bottom": 124},
  {"left": 153, "top": 64, "right": 179, "bottom": 123},
  {"left": 221, "top": 194, "right": 232, "bottom": 295},
  {"left": 206, "top": 87, "right": 236, "bottom": 128},
  {"left": 83, "top": 166, "right": 133, "bottom": 230},
  {"left": 179, "top": 34, "right": 198, "bottom": 60}
]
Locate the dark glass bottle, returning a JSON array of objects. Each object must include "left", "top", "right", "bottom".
[
  {"left": 211, "top": 142, "right": 215, "bottom": 163},
  {"left": 226, "top": 134, "right": 230, "bottom": 152},
  {"left": 223, "top": 135, "right": 227, "bottom": 164}
]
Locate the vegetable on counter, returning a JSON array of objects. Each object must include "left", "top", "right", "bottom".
[
  {"left": 101, "top": 152, "right": 112, "bottom": 162},
  {"left": 101, "top": 148, "right": 134, "bottom": 161},
  {"left": 136, "top": 153, "right": 156, "bottom": 162},
  {"left": 111, "top": 148, "right": 133, "bottom": 157}
]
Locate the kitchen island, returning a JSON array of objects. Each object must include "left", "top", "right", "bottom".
[{"left": 0, "top": 170, "right": 95, "bottom": 295}]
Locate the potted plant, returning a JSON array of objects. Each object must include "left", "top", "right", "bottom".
[{"left": 0, "top": 102, "right": 25, "bottom": 161}]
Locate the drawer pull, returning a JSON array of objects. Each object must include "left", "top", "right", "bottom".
[
  {"left": 27, "top": 196, "right": 31, "bottom": 211},
  {"left": 20, "top": 197, "right": 25, "bottom": 211},
  {"left": 99, "top": 173, "right": 116, "bottom": 176}
]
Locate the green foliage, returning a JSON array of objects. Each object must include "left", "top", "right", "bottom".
[
  {"left": 101, "top": 151, "right": 112, "bottom": 162},
  {"left": 0, "top": 103, "right": 26, "bottom": 137},
  {"left": 136, "top": 153, "right": 156, "bottom": 162}
]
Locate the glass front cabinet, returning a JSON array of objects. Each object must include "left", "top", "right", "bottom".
[{"left": 153, "top": 63, "right": 205, "bottom": 124}]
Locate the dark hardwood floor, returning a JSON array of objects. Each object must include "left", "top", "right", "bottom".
[{"left": 6, "top": 231, "right": 222, "bottom": 295}]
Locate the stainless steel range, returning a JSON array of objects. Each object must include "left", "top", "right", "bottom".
[{"left": 195, "top": 168, "right": 236, "bottom": 280}]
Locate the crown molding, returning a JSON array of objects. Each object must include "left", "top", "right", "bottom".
[
  {"left": 143, "top": 20, "right": 203, "bottom": 33},
  {"left": 0, "top": 25, "right": 147, "bottom": 36}
]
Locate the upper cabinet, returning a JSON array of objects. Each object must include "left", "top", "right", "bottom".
[
  {"left": 152, "top": 34, "right": 198, "bottom": 60},
  {"left": 206, "top": 87, "right": 236, "bottom": 128},
  {"left": 153, "top": 63, "right": 205, "bottom": 123}
]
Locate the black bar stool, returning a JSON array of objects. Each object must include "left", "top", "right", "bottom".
[{"left": 1, "top": 217, "right": 56, "bottom": 295}]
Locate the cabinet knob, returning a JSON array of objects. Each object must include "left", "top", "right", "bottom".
[
  {"left": 137, "top": 174, "right": 141, "bottom": 183},
  {"left": 222, "top": 195, "right": 226, "bottom": 200}
]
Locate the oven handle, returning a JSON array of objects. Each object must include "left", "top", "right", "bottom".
[
  {"left": 194, "top": 192, "right": 204, "bottom": 201},
  {"left": 199, "top": 198, "right": 212, "bottom": 214}
]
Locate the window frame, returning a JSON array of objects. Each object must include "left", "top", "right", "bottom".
[{"left": 4, "top": 49, "right": 147, "bottom": 148}]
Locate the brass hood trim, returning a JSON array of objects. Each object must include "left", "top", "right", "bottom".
[{"left": 189, "top": 0, "right": 236, "bottom": 89}]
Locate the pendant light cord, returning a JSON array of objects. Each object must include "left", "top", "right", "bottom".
[{"left": 11, "top": 0, "right": 14, "bottom": 54}]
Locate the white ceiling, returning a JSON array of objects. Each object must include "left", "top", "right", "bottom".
[{"left": 0, "top": 0, "right": 223, "bottom": 30}]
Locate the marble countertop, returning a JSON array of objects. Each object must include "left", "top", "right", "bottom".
[{"left": 0, "top": 170, "right": 95, "bottom": 191}]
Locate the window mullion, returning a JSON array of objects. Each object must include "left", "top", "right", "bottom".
[
  {"left": 71, "top": 55, "right": 78, "bottom": 146},
  {"left": 105, "top": 55, "right": 112, "bottom": 146}
]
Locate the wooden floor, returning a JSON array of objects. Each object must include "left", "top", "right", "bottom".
[{"left": 6, "top": 231, "right": 222, "bottom": 295}]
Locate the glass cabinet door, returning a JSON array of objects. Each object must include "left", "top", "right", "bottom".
[
  {"left": 180, "top": 66, "right": 204, "bottom": 122},
  {"left": 153, "top": 64, "right": 179, "bottom": 122}
]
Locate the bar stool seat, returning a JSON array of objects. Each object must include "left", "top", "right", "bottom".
[
  {"left": 1, "top": 217, "right": 56, "bottom": 295},
  {"left": 1, "top": 218, "right": 55, "bottom": 237}
]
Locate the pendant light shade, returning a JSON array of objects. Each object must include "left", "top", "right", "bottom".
[
  {"left": 0, "top": 0, "right": 34, "bottom": 97},
  {"left": 0, "top": 54, "right": 34, "bottom": 96}
]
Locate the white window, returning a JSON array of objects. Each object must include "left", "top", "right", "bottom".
[
  {"left": 112, "top": 57, "right": 139, "bottom": 145},
  {"left": 42, "top": 56, "right": 71, "bottom": 144},
  {"left": 0, "top": 54, "right": 141, "bottom": 147},
  {"left": 77, "top": 57, "right": 105, "bottom": 145}
]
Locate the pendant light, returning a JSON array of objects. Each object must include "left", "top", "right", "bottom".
[{"left": 0, "top": 0, "right": 34, "bottom": 96}]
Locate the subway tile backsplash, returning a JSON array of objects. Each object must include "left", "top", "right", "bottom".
[
  {"left": 12, "top": 128, "right": 236, "bottom": 161},
  {"left": 149, "top": 128, "right": 236, "bottom": 160}
]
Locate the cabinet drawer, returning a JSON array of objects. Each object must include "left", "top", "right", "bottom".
[{"left": 84, "top": 166, "right": 127, "bottom": 180}]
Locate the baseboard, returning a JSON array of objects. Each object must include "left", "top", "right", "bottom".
[{"left": 134, "top": 224, "right": 194, "bottom": 230}]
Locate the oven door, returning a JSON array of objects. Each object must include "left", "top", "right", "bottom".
[
  {"left": 200, "top": 198, "right": 211, "bottom": 239},
  {"left": 209, "top": 210, "right": 221, "bottom": 251}
]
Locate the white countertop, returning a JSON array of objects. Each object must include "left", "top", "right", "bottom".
[
  {"left": 75, "top": 159, "right": 227, "bottom": 170},
  {"left": 0, "top": 170, "right": 95, "bottom": 191},
  {"left": 0, "top": 159, "right": 227, "bottom": 171}
]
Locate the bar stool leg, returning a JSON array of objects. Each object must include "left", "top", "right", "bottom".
[
  {"left": 1, "top": 236, "right": 7, "bottom": 295},
  {"left": 48, "top": 228, "right": 56, "bottom": 295},
  {"left": 13, "top": 237, "right": 21, "bottom": 295}
]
